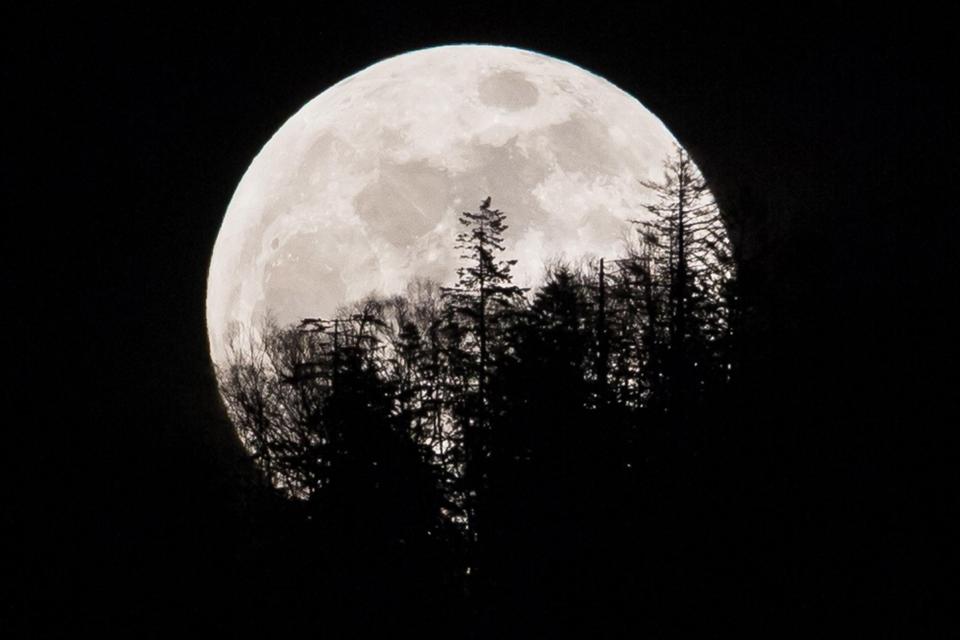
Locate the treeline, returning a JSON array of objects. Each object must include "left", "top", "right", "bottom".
[{"left": 217, "top": 144, "right": 738, "bottom": 635}]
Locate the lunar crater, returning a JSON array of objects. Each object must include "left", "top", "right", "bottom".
[{"left": 479, "top": 69, "right": 539, "bottom": 111}]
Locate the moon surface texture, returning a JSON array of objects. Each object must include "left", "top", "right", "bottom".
[{"left": 207, "top": 45, "right": 685, "bottom": 365}]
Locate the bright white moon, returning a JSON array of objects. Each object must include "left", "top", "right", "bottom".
[{"left": 207, "top": 44, "right": 682, "bottom": 365}]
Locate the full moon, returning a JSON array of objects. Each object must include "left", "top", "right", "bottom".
[{"left": 207, "top": 44, "right": 684, "bottom": 365}]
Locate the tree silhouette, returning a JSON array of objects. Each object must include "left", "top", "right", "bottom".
[
  {"left": 217, "top": 304, "right": 451, "bottom": 550},
  {"left": 632, "top": 142, "right": 736, "bottom": 414},
  {"left": 440, "top": 197, "right": 527, "bottom": 545},
  {"left": 212, "top": 182, "right": 740, "bottom": 636}
]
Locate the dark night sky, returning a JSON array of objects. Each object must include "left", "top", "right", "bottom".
[{"left": 7, "top": 3, "right": 954, "bottom": 634}]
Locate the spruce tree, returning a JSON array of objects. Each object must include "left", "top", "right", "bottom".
[
  {"left": 440, "top": 196, "right": 526, "bottom": 559},
  {"left": 635, "top": 143, "right": 734, "bottom": 413}
]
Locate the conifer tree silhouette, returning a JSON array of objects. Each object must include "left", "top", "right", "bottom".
[
  {"left": 633, "top": 143, "right": 735, "bottom": 413},
  {"left": 440, "top": 197, "right": 526, "bottom": 540}
]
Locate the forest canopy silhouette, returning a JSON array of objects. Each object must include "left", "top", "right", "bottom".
[{"left": 214, "top": 144, "right": 739, "bottom": 634}]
